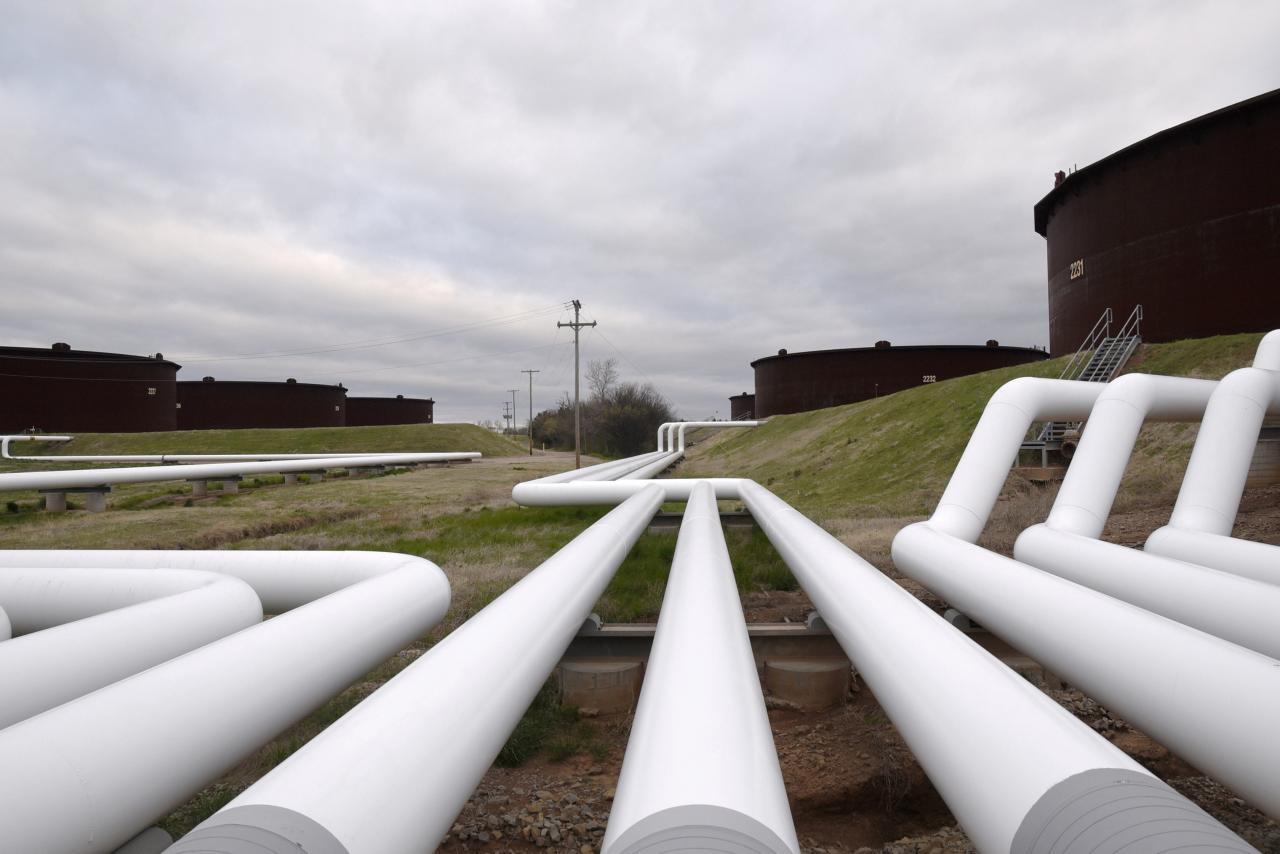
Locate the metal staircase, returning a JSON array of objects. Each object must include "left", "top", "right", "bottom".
[{"left": 1022, "top": 305, "right": 1143, "bottom": 464}]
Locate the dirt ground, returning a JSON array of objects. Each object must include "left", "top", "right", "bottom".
[{"left": 437, "top": 479, "right": 1280, "bottom": 854}]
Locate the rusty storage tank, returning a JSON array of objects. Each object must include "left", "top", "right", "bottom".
[
  {"left": 728, "top": 392, "right": 756, "bottom": 420},
  {"left": 176, "top": 378, "right": 346, "bottom": 430},
  {"left": 751, "top": 341, "right": 1048, "bottom": 418},
  {"left": 0, "top": 342, "right": 179, "bottom": 433},
  {"left": 1035, "top": 88, "right": 1280, "bottom": 355},
  {"left": 346, "top": 395, "right": 435, "bottom": 427}
]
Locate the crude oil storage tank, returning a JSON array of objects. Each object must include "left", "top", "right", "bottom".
[
  {"left": 346, "top": 395, "right": 435, "bottom": 426},
  {"left": 728, "top": 392, "right": 756, "bottom": 420},
  {"left": 0, "top": 342, "right": 179, "bottom": 433},
  {"left": 177, "top": 378, "right": 346, "bottom": 430},
  {"left": 1035, "top": 88, "right": 1280, "bottom": 355},
  {"left": 750, "top": 341, "right": 1047, "bottom": 417}
]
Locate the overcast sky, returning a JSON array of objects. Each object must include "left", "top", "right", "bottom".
[{"left": 1, "top": 2, "right": 1276, "bottom": 423}]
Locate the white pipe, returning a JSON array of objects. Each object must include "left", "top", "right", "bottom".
[
  {"left": 0, "top": 554, "right": 450, "bottom": 854},
  {"left": 523, "top": 452, "right": 665, "bottom": 485},
  {"left": 1042, "top": 374, "right": 1217, "bottom": 538},
  {"left": 575, "top": 452, "right": 670, "bottom": 481},
  {"left": 0, "top": 435, "right": 73, "bottom": 458},
  {"left": 167, "top": 486, "right": 665, "bottom": 854},
  {"left": 892, "top": 521, "right": 1280, "bottom": 818},
  {"left": 513, "top": 477, "right": 747, "bottom": 506},
  {"left": 0, "top": 567, "right": 263, "bottom": 728},
  {"left": 4, "top": 451, "right": 452, "bottom": 464},
  {"left": 0, "top": 452, "right": 480, "bottom": 494},
  {"left": 737, "top": 482, "right": 1250, "bottom": 854},
  {"left": 617, "top": 450, "right": 683, "bottom": 480},
  {"left": 929, "top": 378, "right": 1105, "bottom": 542},
  {"left": 0, "top": 604, "right": 10, "bottom": 641},
  {"left": 1015, "top": 525, "right": 1280, "bottom": 658},
  {"left": 1144, "top": 333, "right": 1280, "bottom": 578},
  {"left": 674, "top": 420, "right": 761, "bottom": 453},
  {"left": 604, "top": 482, "right": 798, "bottom": 854}
]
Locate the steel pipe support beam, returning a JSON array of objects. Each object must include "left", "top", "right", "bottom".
[
  {"left": 166, "top": 486, "right": 664, "bottom": 854},
  {"left": 604, "top": 482, "right": 798, "bottom": 854}
]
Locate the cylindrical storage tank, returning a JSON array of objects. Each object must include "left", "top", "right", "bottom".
[
  {"left": 176, "top": 379, "right": 346, "bottom": 430},
  {"left": 1035, "top": 88, "right": 1280, "bottom": 355},
  {"left": 0, "top": 343, "right": 179, "bottom": 433},
  {"left": 728, "top": 392, "right": 756, "bottom": 420},
  {"left": 346, "top": 395, "right": 435, "bottom": 426},
  {"left": 751, "top": 343, "right": 1047, "bottom": 417}
]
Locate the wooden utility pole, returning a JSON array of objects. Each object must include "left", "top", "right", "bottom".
[
  {"left": 508, "top": 389, "right": 519, "bottom": 437},
  {"left": 557, "top": 299, "right": 596, "bottom": 469},
  {"left": 521, "top": 369, "right": 539, "bottom": 455}
]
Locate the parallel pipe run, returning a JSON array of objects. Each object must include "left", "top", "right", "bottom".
[
  {"left": 0, "top": 452, "right": 481, "bottom": 494},
  {"left": 740, "top": 482, "right": 1250, "bottom": 854},
  {"left": 673, "top": 420, "right": 762, "bottom": 453},
  {"left": 0, "top": 568, "right": 263, "bottom": 728},
  {"left": 523, "top": 452, "right": 667, "bottom": 485},
  {"left": 166, "top": 486, "right": 665, "bottom": 854},
  {"left": 893, "top": 521, "right": 1280, "bottom": 819},
  {"left": 513, "top": 477, "right": 747, "bottom": 506},
  {"left": 604, "top": 483, "right": 798, "bottom": 854},
  {"left": 0, "top": 554, "right": 450, "bottom": 854},
  {"left": 617, "top": 450, "right": 683, "bottom": 480}
]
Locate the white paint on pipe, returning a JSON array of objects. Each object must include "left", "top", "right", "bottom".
[
  {"left": 0, "top": 604, "right": 10, "bottom": 641},
  {"left": 741, "top": 482, "right": 1148, "bottom": 854},
  {"left": 0, "top": 452, "right": 480, "bottom": 494},
  {"left": 111, "top": 826, "right": 172, "bottom": 854},
  {"left": 1015, "top": 525, "right": 1280, "bottom": 659},
  {"left": 929, "top": 378, "right": 1105, "bottom": 542},
  {"left": 1044, "top": 374, "right": 1217, "bottom": 538},
  {"left": 892, "top": 521, "right": 1280, "bottom": 817},
  {"left": 674, "top": 420, "right": 761, "bottom": 453},
  {"left": 513, "top": 477, "right": 746, "bottom": 506},
  {"left": 1145, "top": 526, "right": 1280, "bottom": 585},
  {"left": 0, "top": 556, "right": 450, "bottom": 854},
  {"left": 168, "top": 486, "right": 665, "bottom": 854},
  {"left": 0, "top": 568, "right": 263, "bottom": 728},
  {"left": 604, "top": 482, "right": 798, "bottom": 854}
]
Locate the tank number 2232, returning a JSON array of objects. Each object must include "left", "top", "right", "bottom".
[
  {"left": 1069, "top": 259, "right": 1085, "bottom": 280},
  {"left": 922, "top": 375, "right": 937, "bottom": 383}
]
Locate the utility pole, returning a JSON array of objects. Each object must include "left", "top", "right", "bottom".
[
  {"left": 502, "top": 402, "right": 511, "bottom": 433},
  {"left": 558, "top": 298, "right": 596, "bottom": 469},
  {"left": 508, "top": 389, "right": 519, "bottom": 437},
  {"left": 521, "top": 369, "right": 540, "bottom": 456}
]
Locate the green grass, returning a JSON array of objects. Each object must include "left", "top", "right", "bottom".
[
  {"left": 496, "top": 681, "right": 607, "bottom": 767},
  {"left": 679, "top": 332, "right": 1268, "bottom": 519}
]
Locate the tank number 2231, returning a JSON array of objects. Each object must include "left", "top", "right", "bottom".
[{"left": 1069, "top": 259, "right": 1085, "bottom": 280}]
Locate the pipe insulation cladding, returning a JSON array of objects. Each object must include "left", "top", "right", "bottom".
[
  {"left": 0, "top": 554, "right": 450, "bottom": 854},
  {"left": 165, "top": 486, "right": 665, "bottom": 854},
  {"left": 603, "top": 482, "right": 799, "bottom": 854},
  {"left": 737, "top": 482, "right": 1253, "bottom": 854},
  {"left": 0, "top": 567, "right": 263, "bottom": 728}
]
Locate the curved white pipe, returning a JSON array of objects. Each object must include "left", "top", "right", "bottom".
[
  {"left": 0, "top": 452, "right": 480, "bottom": 494},
  {"left": 674, "top": 420, "right": 761, "bottom": 453},
  {"left": 0, "top": 568, "right": 263, "bottom": 728},
  {"left": 1145, "top": 334, "right": 1280, "bottom": 579},
  {"left": 0, "top": 435, "right": 73, "bottom": 458},
  {"left": 928, "top": 379, "right": 1105, "bottom": 542},
  {"left": 604, "top": 482, "right": 798, "bottom": 854},
  {"left": 739, "top": 482, "right": 1217, "bottom": 854},
  {"left": 893, "top": 521, "right": 1280, "bottom": 818},
  {"left": 513, "top": 477, "right": 746, "bottom": 506},
  {"left": 167, "top": 486, "right": 664, "bottom": 854},
  {"left": 0, "top": 554, "right": 450, "bottom": 854}
]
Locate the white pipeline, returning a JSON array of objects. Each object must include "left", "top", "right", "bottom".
[
  {"left": 0, "top": 452, "right": 480, "bottom": 494},
  {"left": 604, "top": 482, "right": 798, "bottom": 854},
  {"left": 673, "top": 420, "right": 761, "bottom": 453},
  {"left": 893, "top": 521, "right": 1280, "bottom": 818},
  {"left": 0, "top": 553, "right": 450, "bottom": 854},
  {"left": 166, "top": 486, "right": 665, "bottom": 854},
  {"left": 0, "top": 567, "right": 263, "bottom": 728},
  {"left": 513, "top": 477, "right": 746, "bottom": 506},
  {"left": 738, "top": 482, "right": 1251, "bottom": 853}
]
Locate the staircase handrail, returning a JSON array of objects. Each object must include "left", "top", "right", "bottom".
[
  {"left": 1116, "top": 304, "right": 1143, "bottom": 342},
  {"left": 1058, "top": 308, "right": 1112, "bottom": 380}
]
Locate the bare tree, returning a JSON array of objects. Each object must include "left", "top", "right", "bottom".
[{"left": 586, "top": 357, "right": 619, "bottom": 402}]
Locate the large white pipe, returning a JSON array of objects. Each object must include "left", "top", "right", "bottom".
[
  {"left": 604, "top": 482, "right": 798, "bottom": 854},
  {"left": 893, "top": 521, "right": 1280, "bottom": 817},
  {"left": 1144, "top": 527, "right": 1279, "bottom": 586},
  {"left": 0, "top": 435, "right": 73, "bottom": 457},
  {"left": 0, "top": 567, "right": 263, "bottom": 728},
  {"left": 3, "top": 451, "right": 452, "bottom": 464},
  {"left": 0, "top": 555, "right": 450, "bottom": 854},
  {"left": 523, "top": 452, "right": 666, "bottom": 485},
  {"left": 928, "top": 378, "right": 1105, "bottom": 542},
  {"left": 674, "top": 420, "right": 761, "bottom": 453},
  {"left": 0, "top": 452, "right": 480, "bottom": 494},
  {"left": 575, "top": 451, "right": 670, "bottom": 481},
  {"left": 618, "top": 450, "right": 683, "bottom": 480},
  {"left": 513, "top": 477, "right": 747, "bottom": 506},
  {"left": 166, "top": 486, "right": 665, "bottom": 854},
  {"left": 741, "top": 482, "right": 1248, "bottom": 853}
]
